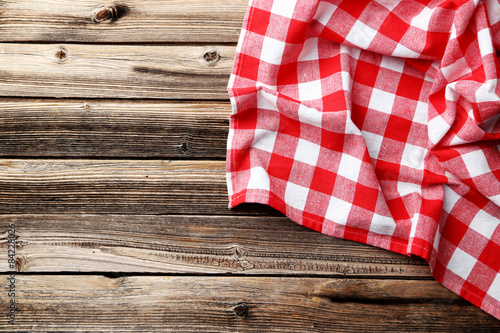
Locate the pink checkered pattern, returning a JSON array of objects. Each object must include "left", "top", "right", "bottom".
[{"left": 226, "top": 0, "right": 500, "bottom": 319}]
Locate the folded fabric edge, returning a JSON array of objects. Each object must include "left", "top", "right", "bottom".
[
  {"left": 225, "top": 0, "right": 500, "bottom": 322},
  {"left": 228, "top": 187, "right": 410, "bottom": 254},
  {"left": 227, "top": 184, "right": 500, "bottom": 321},
  {"left": 225, "top": 87, "right": 500, "bottom": 320}
]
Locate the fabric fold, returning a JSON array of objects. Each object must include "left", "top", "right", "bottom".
[{"left": 227, "top": 0, "right": 500, "bottom": 319}]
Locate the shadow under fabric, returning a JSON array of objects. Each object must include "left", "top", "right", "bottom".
[{"left": 226, "top": 0, "right": 500, "bottom": 320}]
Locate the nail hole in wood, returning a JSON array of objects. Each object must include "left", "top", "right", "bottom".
[
  {"left": 92, "top": 4, "right": 130, "bottom": 23},
  {"left": 203, "top": 50, "right": 221, "bottom": 65}
]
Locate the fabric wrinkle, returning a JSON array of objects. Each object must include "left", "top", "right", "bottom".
[{"left": 227, "top": 0, "right": 500, "bottom": 320}]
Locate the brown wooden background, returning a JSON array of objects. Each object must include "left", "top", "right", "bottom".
[{"left": 1, "top": 1, "right": 499, "bottom": 331}]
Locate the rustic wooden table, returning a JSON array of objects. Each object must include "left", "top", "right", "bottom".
[{"left": 1, "top": 1, "right": 499, "bottom": 331}]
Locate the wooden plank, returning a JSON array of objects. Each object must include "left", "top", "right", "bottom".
[
  {"left": 1, "top": 275, "right": 499, "bottom": 331},
  {"left": 0, "top": 99, "right": 230, "bottom": 158},
  {"left": 0, "top": 214, "right": 430, "bottom": 277},
  {"left": 0, "top": 44, "right": 233, "bottom": 99},
  {"left": 0, "top": 159, "right": 242, "bottom": 215},
  {"left": 0, "top": 0, "right": 247, "bottom": 43}
]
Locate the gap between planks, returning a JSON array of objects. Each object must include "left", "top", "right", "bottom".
[
  {"left": 0, "top": 214, "right": 430, "bottom": 277},
  {"left": 1, "top": 275, "right": 499, "bottom": 332}
]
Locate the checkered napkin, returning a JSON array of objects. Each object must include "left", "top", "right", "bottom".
[{"left": 226, "top": 0, "right": 500, "bottom": 319}]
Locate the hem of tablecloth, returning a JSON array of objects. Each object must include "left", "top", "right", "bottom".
[
  {"left": 229, "top": 189, "right": 411, "bottom": 257},
  {"left": 430, "top": 261, "right": 500, "bottom": 321},
  {"left": 229, "top": 189, "right": 500, "bottom": 321}
]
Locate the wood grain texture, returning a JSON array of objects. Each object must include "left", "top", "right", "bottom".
[
  {"left": 0, "top": 0, "right": 247, "bottom": 43},
  {"left": 0, "top": 159, "right": 240, "bottom": 215},
  {"left": 1, "top": 275, "right": 499, "bottom": 332},
  {"left": 1, "top": 2, "right": 498, "bottom": 329},
  {"left": 0, "top": 99, "right": 230, "bottom": 158},
  {"left": 0, "top": 214, "right": 430, "bottom": 276},
  {"left": 0, "top": 44, "right": 233, "bottom": 99}
]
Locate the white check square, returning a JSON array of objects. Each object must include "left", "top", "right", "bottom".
[
  {"left": 362, "top": 130, "right": 384, "bottom": 161},
  {"left": 428, "top": 116, "right": 450, "bottom": 145},
  {"left": 294, "top": 139, "right": 321, "bottom": 166},
  {"left": 247, "top": 167, "right": 270, "bottom": 191},
  {"left": 271, "top": 0, "right": 297, "bottom": 19},
  {"left": 298, "top": 104, "right": 322, "bottom": 127},
  {"left": 257, "top": 90, "right": 279, "bottom": 111},
  {"left": 325, "top": 196, "right": 351, "bottom": 225},
  {"left": 461, "top": 149, "right": 490, "bottom": 178},
  {"left": 380, "top": 55, "right": 405, "bottom": 73},
  {"left": 397, "top": 181, "right": 422, "bottom": 197},
  {"left": 489, "top": 194, "right": 500, "bottom": 207},
  {"left": 260, "top": 36, "right": 286, "bottom": 65},
  {"left": 478, "top": 29, "right": 494, "bottom": 57},
  {"left": 486, "top": 0, "right": 500, "bottom": 25},
  {"left": 413, "top": 101, "right": 428, "bottom": 124},
  {"left": 469, "top": 210, "right": 498, "bottom": 239},
  {"left": 252, "top": 129, "right": 277, "bottom": 153},
  {"left": 393, "top": 43, "right": 420, "bottom": 58},
  {"left": 475, "top": 79, "right": 500, "bottom": 102},
  {"left": 314, "top": 1, "right": 338, "bottom": 26},
  {"left": 377, "top": 0, "right": 399, "bottom": 11},
  {"left": 441, "top": 57, "right": 471, "bottom": 82},
  {"left": 368, "top": 88, "right": 395, "bottom": 114},
  {"left": 370, "top": 213, "right": 396, "bottom": 235},
  {"left": 401, "top": 143, "right": 427, "bottom": 169},
  {"left": 298, "top": 38, "right": 319, "bottom": 61},
  {"left": 487, "top": 273, "right": 500, "bottom": 300},
  {"left": 346, "top": 20, "right": 378, "bottom": 50},
  {"left": 448, "top": 248, "right": 477, "bottom": 280},
  {"left": 410, "top": 6, "right": 432, "bottom": 30},
  {"left": 298, "top": 80, "right": 323, "bottom": 101},
  {"left": 285, "top": 182, "right": 309, "bottom": 210},
  {"left": 442, "top": 185, "right": 462, "bottom": 213},
  {"left": 338, "top": 154, "right": 363, "bottom": 182}
]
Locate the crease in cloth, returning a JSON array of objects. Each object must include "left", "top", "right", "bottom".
[{"left": 227, "top": 0, "right": 500, "bottom": 319}]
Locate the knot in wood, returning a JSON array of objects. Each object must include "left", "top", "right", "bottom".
[
  {"left": 238, "top": 260, "right": 252, "bottom": 269},
  {"left": 203, "top": 50, "right": 220, "bottom": 65},
  {"left": 15, "top": 256, "right": 26, "bottom": 272},
  {"left": 92, "top": 4, "right": 129, "bottom": 23},
  {"left": 55, "top": 47, "right": 68, "bottom": 61},
  {"left": 180, "top": 141, "right": 188, "bottom": 154},
  {"left": 82, "top": 102, "right": 91, "bottom": 111},
  {"left": 233, "top": 302, "right": 249, "bottom": 318}
]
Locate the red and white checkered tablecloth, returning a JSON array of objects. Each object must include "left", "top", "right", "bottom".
[{"left": 226, "top": 0, "right": 500, "bottom": 319}]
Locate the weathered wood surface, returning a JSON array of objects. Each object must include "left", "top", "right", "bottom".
[
  {"left": 0, "top": 159, "right": 261, "bottom": 215},
  {"left": 0, "top": 214, "right": 429, "bottom": 276},
  {"left": 1, "top": 275, "right": 499, "bottom": 332},
  {"left": 0, "top": 44, "right": 233, "bottom": 99},
  {"left": 0, "top": 99, "right": 230, "bottom": 158},
  {"left": 0, "top": 0, "right": 247, "bottom": 43},
  {"left": 0, "top": 0, "right": 498, "bottom": 329}
]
